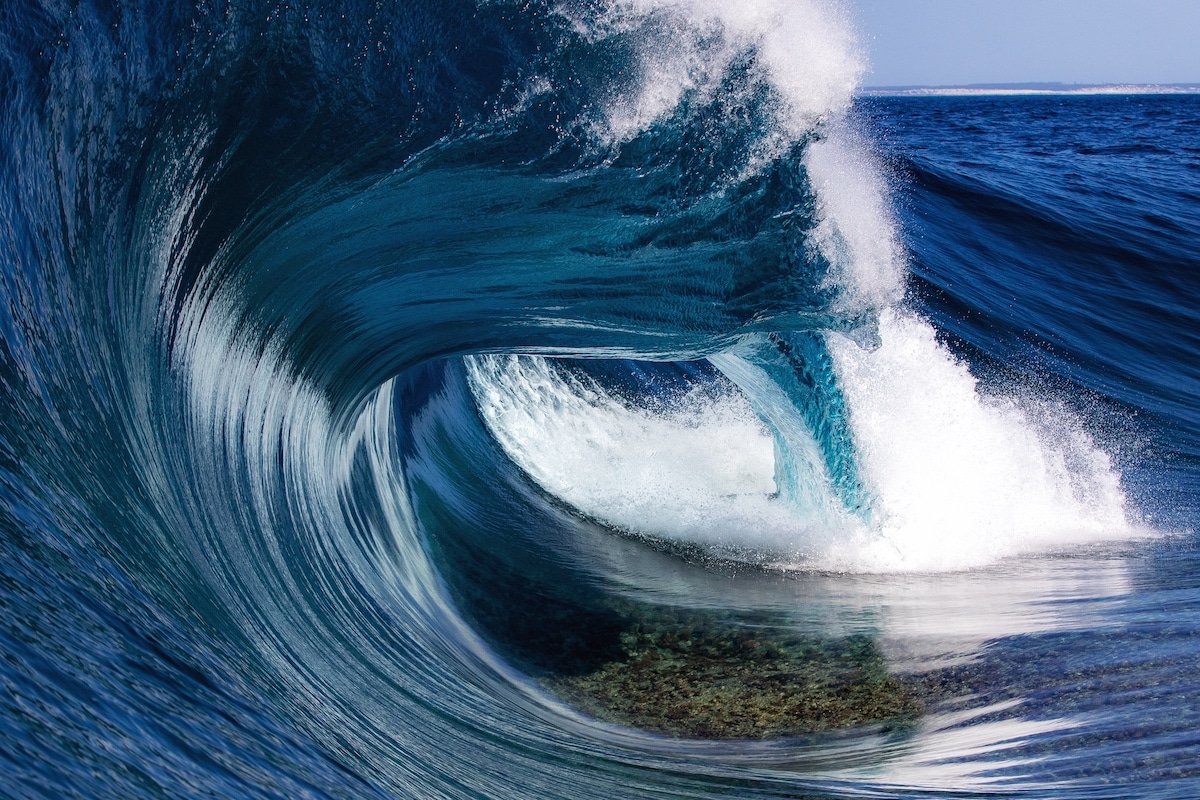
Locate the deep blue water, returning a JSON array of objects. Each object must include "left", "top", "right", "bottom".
[{"left": 3, "top": 3, "right": 1200, "bottom": 798}]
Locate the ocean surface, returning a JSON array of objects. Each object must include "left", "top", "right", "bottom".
[{"left": 3, "top": 2, "right": 1200, "bottom": 798}]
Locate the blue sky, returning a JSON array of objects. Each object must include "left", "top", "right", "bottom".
[{"left": 853, "top": 0, "right": 1200, "bottom": 87}]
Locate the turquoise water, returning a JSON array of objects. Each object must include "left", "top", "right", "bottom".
[{"left": 2, "top": 2, "right": 1199, "bottom": 797}]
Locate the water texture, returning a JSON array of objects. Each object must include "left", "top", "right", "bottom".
[{"left": 2, "top": 2, "right": 1199, "bottom": 797}]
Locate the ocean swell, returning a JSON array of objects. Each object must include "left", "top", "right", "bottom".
[{"left": 0, "top": 1, "right": 1153, "bottom": 797}]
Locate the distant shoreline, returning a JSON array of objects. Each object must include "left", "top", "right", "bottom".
[{"left": 857, "top": 82, "right": 1200, "bottom": 97}]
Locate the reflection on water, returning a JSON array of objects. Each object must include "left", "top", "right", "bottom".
[
  {"left": 841, "top": 700, "right": 1079, "bottom": 793},
  {"left": 579, "top": 520, "right": 1132, "bottom": 669},
  {"left": 569, "top": 535, "right": 1145, "bottom": 792},
  {"left": 410, "top": 356, "right": 1189, "bottom": 793}
]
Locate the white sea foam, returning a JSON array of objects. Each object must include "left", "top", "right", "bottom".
[
  {"left": 559, "top": 0, "right": 864, "bottom": 142},
  {"left": 466, "top": 346, "right": 1137, "bottom": 572},
  {"left": 464, "top": 354, "right": 848, "bottom": 557},
  {"left": 467, "top": 0, "right": 1141, "bottom": 572},
  {"left": 824, "top": 309, "right": 1135, "bottom": 571},
  {"left": 803, "top": 122, "right": 905, "bottom": 309}
]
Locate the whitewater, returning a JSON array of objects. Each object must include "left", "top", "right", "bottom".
[{"left": 2, "top": 1, "right": 1199, "bottom": 798}]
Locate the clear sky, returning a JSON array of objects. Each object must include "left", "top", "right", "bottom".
[{"left": 852, "top": 0, "right": 1200, "bottom": 87}]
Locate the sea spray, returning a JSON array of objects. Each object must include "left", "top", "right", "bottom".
[{"left": 2, "top": 0, "right": 1189, "bottom": 797}]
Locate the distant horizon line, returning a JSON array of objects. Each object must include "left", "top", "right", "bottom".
[{"left": 858, "top": 81, "right": 1200, "bottom": 97}]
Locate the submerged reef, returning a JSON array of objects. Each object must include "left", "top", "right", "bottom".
[
  {"left": 417, "top": 422, "right": 922, "bottom": 739},
  {"left": 543, "top": 606, "right": 921, "bottom": 739},
  {"left": 430, "top": 512, "right": 923, "bottom": 738}
]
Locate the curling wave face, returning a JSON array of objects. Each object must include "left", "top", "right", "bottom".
[{"left": 0, "top": 0, "right": 1173, "bottom": 797}]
